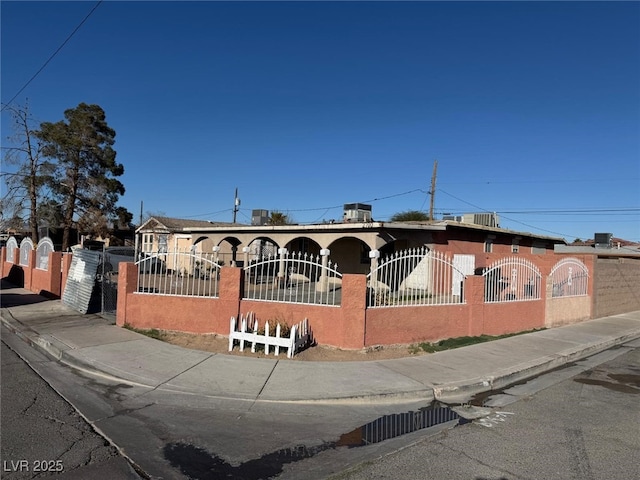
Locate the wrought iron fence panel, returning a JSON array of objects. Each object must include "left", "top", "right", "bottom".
[
  {"left": 550, "top": 257, "right": 589, "bottom": 298},
  {"left": 136, "top": 250, "right": 222, "bottom": 297},
  {"left": 483, "top": 256, "right": 541, "bottom": 303},
  {"left": 367, "top": 247, "right": 466, "bottom": 307},
  {"left": 243, "top": 250, "right": 342, "bottom": 306}
]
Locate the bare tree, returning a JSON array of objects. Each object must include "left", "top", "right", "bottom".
[{"left": 1, "top": 102, "right": 55, "bottom": 242}]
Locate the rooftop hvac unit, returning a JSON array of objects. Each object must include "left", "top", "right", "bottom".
[
  {"left": 443, "top": 215, "right": 463, "bottom": 222},
  {"left": 594, "top": 232, "right": 612, "bottom": 249},
  {"left": 343, "top": 203, "right": 372, "bottom": 222},
  {"left": 251, "top": 209, "right": 270, "bottom": 226},
  {"left": 462, "top": 213, "right": 499, "bottom": 227}
]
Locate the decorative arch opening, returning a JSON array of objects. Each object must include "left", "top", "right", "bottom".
[
  {"left": 19, "top": 237, "right": 34, "bottom": 267},
  {"left": 284, "top": 237, "right": 321, "bottom": 257},
  {"left": 246, "top": 236, "right": 281, "bottom": 260},
  {"left": 36, "top": 237, "right": 55, "bottom": 270},
  {"left": 327, "top": 236, "right": 371, "bottom": 274}
]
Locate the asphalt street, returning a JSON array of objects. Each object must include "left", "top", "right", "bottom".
[
  {"left": 4, "top": 322, "right": 638, "bottom": 480},
  {"left": 1, "top": 323, "right": 434, "bottom": 479},
  {"left": 326, "top": 342, "right": 640, "bottom": 480},
  {"left": 0, "top": 332, "right": 142, "bottom": 480}
]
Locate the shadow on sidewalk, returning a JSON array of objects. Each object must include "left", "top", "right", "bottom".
[{"left": 1, "top": 279, "right": 52, "bottom": 308}]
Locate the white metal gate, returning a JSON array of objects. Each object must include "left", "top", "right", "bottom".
[{"left": 483, "top": 257, "right": 541, "bottom": 303}]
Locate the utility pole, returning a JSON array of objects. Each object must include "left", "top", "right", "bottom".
[
  {"left": 134, "top": 200, "right": 143, "bottom": 259},
  {"left": 232, "top": 188, "right": 240, "bottom": 223},
  {"left": 429, "top": 159, "right": 438, "bottom": 221}
]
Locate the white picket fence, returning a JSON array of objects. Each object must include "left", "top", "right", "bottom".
[{"left": 228, "top": 312, "right": 311, "bottom": 358}]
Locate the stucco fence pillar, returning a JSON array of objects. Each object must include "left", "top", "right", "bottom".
[
  {"left": 0, "top": 247, "right": 5, "bottom": 278},
  {"left": 23, "top": 250, "right": 36, "bottom": 291},
  {"left": 61, "top": 253, "right": 73, "bottom": 297},
  {"left": 30, "top": 251, "right": 63, "bottom": 297},
  {"left": 466, "top": 275, "right": 486, "bottom": 337}
]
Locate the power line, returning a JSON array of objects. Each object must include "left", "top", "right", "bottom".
[
  {"left": 438, "top": 189, "right": 577, "bottom": 238},
  {"left": 438, "top": 208, "right": 640, "bottom": 215},
  {"left": 235, "top": 188, "right": 425, "bottom": 215},
  {"left": 439, "top": 177, "right": 640, "bottom": 186},
  {"left": 1, "top": 1, "right": 103, "bottom": 112},
  {"left": 162, "top": 188, "right": 425, "bottom": 223},
  {"left": 161, "top": 185, "right": 637, "bottom": 239}
]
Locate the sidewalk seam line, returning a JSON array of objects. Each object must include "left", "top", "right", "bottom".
[
  {"left": 145, "top": 354, "right": 215, "bottom": 393},
  {"left": 250, "top": 361, "right": 279, "bottom": 409}
]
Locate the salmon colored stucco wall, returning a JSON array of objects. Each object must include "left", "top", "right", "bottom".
[
  {"left": 115, "top": 253, "right": 638, "bottom": 350},
  {"left": 2, "top": 247, "right": 27, "bottom": 288},
  {"left": 61, "top": 254, "right": 72, "bottom": 296},
  {"left": 364, "top": 304, "right": 469, "bottom": 346},
  {"left": 30, "top": 252, "right": 63, "bottom": 297},
  {"left": 362, "top": 275, "right": 545, "bottom": 345},
  {"left": 117, "top": 265, "right": 369, "bottom": 349},
  {"left": 124, "top": 295, "right": 223, "bottom": 333},
  {"left": 0, "top": 247, "right": 14, "bottom": 282},
  {"left": 240, "top": 301, "right": 349, "bottom": 348},
  {"left": 117, "top": 263, "right": 239, "bottom": 333},
  {"left": 1, "top": 248, "right": 67, "bottom": 297},
  {"left": 480, "top": 300, "right": 545, "bottom": 335},
  {"left": 241, "top": 274, "right": 367, "bottom": 349},
  {"left": 23, "top": 250, "right": 35, "bottom": 290},
  {"left": 468, "top": 256, "right": 548, "bottom": 335}
]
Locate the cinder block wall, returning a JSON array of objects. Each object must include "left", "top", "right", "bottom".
[{"left": 593, "top": 256, "right": 640, "bottom": 317}]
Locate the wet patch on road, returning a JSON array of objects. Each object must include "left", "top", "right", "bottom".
[
  {"left": 573, "top": 377, "right": 639, "bottom": 394},
  {"left": 335, "top": 405, "right": 460, "bottom": 447},
  {"left": 607, "top": 373, "right": 640, "bottom": 388},
  {"left": 163, "top": 405, "right": 461, "bottom": 479},
  {"left": 573, "top": 367, "right": 640, "bottom": 394}
]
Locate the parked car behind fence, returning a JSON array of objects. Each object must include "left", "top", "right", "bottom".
[{"left": 95, "top": 247, "right": 166, "bottom": 274}]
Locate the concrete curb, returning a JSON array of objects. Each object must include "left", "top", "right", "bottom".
[
  {"left": 432, "top": 328, "right": 640, "bottom": 404},
  {"left": 1, "top": 311, "right": 433, "bottom": 404},
  {"left": 1, "top": 311, "right": 63, "bottom": 359},
  {"left": 3, "top": 307, "right": 640, "bottom": 406}
]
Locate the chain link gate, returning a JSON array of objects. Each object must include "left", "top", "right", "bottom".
[{"left": 98, "top": 246, "right": 119, "bottom": 318}]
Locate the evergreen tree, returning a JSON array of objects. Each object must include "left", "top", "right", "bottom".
[{"left": 36, "top": 103, "right": 127, "bottom": 250}]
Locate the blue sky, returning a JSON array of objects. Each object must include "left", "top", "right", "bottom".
[{"left": 2, "top": 1, "right": 639, "bottom": 242}]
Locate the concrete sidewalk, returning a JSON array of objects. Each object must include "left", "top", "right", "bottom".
[{"left": 2, "top": 280, "right": 640, "bottom": 405}]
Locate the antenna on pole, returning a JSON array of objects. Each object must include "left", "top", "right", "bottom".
[
  {"left": 233, "top": 188, "right": 240, "bottom": 223},
  {"left": 429, "top": 159, "right": 438, "bottom": 221}
]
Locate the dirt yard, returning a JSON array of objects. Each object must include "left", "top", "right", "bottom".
[{"left": 158, "top": 330, "right": 427, "bottom": 362}]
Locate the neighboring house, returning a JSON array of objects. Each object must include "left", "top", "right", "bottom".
[
  {"left": 137, "top": 216, "right": 235, "bottom": 251},
  {"left": 137, "top": 209, "right": 567, "bottom": 275},
  {"left": 556, "top": 238, "right": 640, "bottom": 257},
  {"left": 136, "top": 216, "right": 236, "bottom": 273}
]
